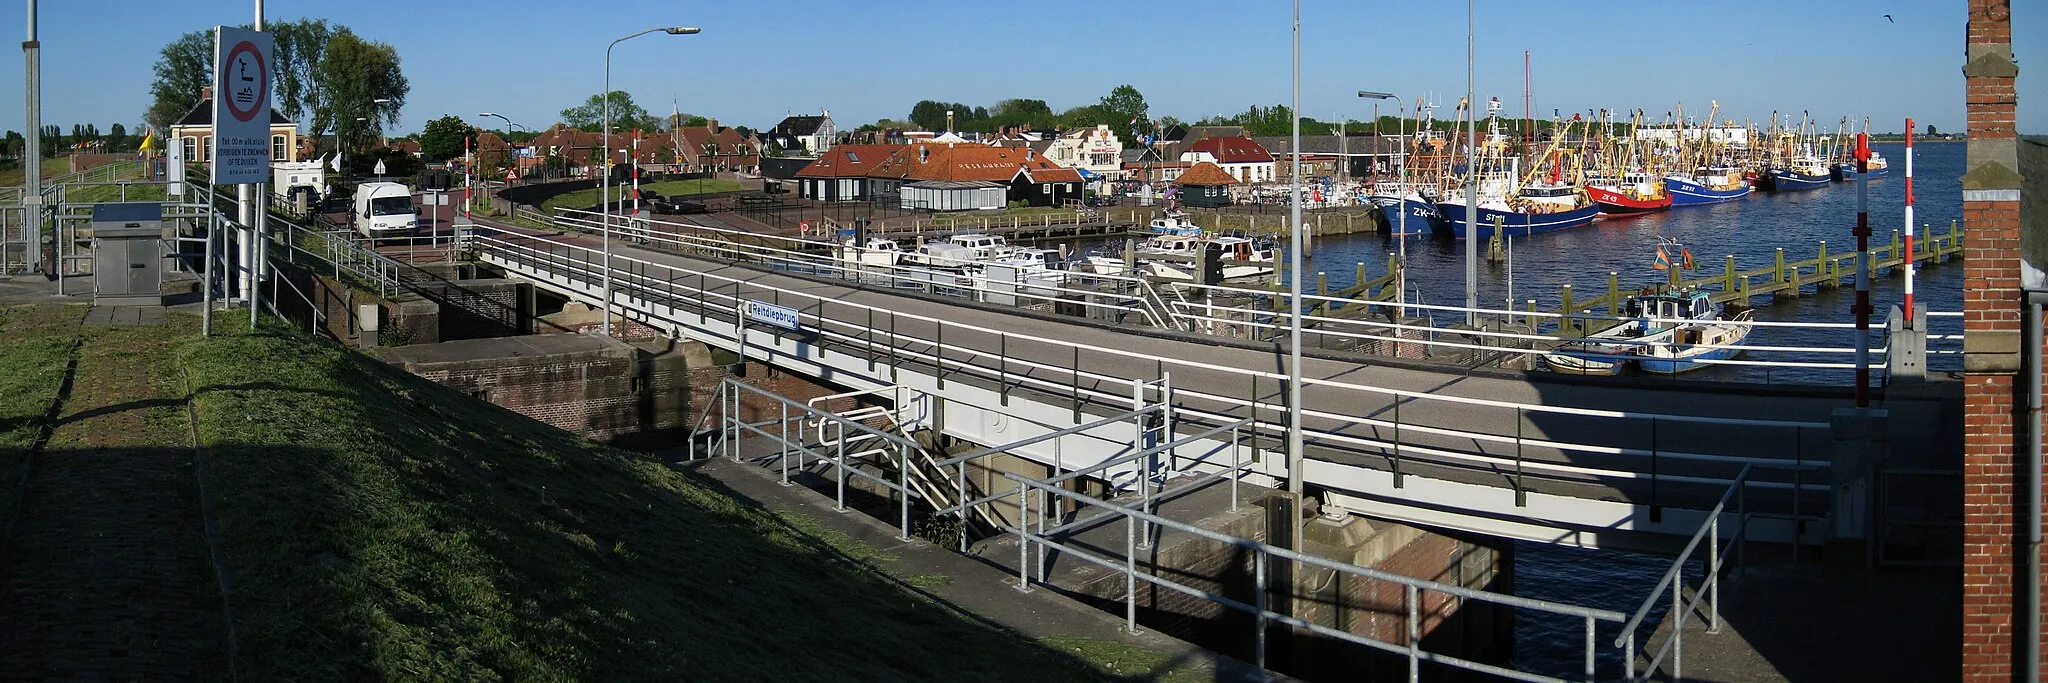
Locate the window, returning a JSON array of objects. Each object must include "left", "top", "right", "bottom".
[
  {"left": 201, "top": 136, "right": 212, "bottom": 161},
  {"left": 846, "top": 151, "right": 860, "bottom": 163},
  {"left": 1042, "top": 183, "right": 1051, "bottom": 193},
  {"left": 180, "top": 136, "right": 197, "bottom": 161},
  {"left": 271, "top": 134, "right": 287, "bottom": 161}
]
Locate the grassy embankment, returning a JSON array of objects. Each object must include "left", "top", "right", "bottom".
[
  {"left": 161, "top": 316, "right": 1192, "bottom": 681},
  {"left": 0, "top": 306, "right": 83, "bottom": 528},
  {"left": 539, "top": 178, "right": 745, "bottom": 214}
]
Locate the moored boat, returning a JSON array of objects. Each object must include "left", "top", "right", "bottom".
[
  {"left": 1542, "top": 287, "right": 1755, "bottom": 375},
  {"left": 1435, "top": 183, "right": 1599, "bottom": 240},
  {"left": 1585, "top": 171, "right": 1673, "bottom": 214},
  {"left": 1665, "top": 166, "right": 1751, "bottom": 205}
]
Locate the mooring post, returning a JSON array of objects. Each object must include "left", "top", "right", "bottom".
[
  {"left": 1817, "top": 240, "right": 1830, "bottom": 286},
  {"left": 1607, "top": 271, "right": 1621, "bottom": 315},
  {"left": 1775, "top": 247, "right": 1787, "bottom": 288},
  {"left": 1560, "top": 284, "right": 1577, "bottom": 337},
  {"left": 1725, "top": 255, "right": 1737, "bottom": 293}
]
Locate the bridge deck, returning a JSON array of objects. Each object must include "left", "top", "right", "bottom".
[{"left": 471, "top": 219, "right": 1951, "bottom": 543}]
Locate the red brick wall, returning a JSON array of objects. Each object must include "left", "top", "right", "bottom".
[{"left": 1961, "top": 1, "right": 2038, "bottom": 679}]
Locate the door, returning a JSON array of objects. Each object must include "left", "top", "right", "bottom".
[{"left": 126, "top": 237, "right": 157, "bottom": 296}]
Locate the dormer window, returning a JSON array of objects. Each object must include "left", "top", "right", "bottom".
[{"left": 918, "top": 147, "right": 929, "bottom": 163}]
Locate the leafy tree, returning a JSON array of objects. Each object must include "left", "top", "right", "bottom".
[
  {"left": 1058, "top": 105, "right": 1110, "bottom": 129},
  {"left": 39, "top": 124, "right": 62, "bottom": 157},
  {"left": 271, "top": 19, "right": 334, "bottom": 133},
  {"left": 316, "top": 29, "right": 409, "bottom": 154},
  {"left": 1098, "top": 85, "right": 1149, "bottom": 129},
  {"left": 418, "top": 115, "right": 475, "bottom": 162},
  {"left": 908, "top": 100, "right": 950, "bottom": 132},
  {"left": 348, "top": 145, "right": 421, "bottom": 178},
  {"left": 107, "top": 123, "right": 128, "bottom": 151},
  {"left": 2, "top": 130, "right": 22, "bottom": 158},
  {"left": 145, "top": 31, "right": 212, "bottom": 131},
  {"left": 680, "top": 115, "right": 710, "bottom": 128},
  {"left": 1926, "top": 124, "right": 1937, "bottom": 136},
  {"left": 560, "top": 91, "right": 656, "bottom": 132}
]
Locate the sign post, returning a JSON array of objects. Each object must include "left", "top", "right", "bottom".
[{"left": 213, "top": 25, "right": 273, "bottom": 325}]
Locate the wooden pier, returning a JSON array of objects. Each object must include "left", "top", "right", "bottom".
[{"left": 1536, "top": 223, "right": 1966, "bottom": 335}]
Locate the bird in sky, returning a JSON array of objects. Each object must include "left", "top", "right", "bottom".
[{"left": 1883, "top": 14, "right": 1894, "bottom": 22}]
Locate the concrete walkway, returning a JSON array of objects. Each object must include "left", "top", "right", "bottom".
[{"left": 682, "top": 453, "right": 1283, "bottom": 682}]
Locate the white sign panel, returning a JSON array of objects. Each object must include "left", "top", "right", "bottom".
[
  {"left": 211, "top": 26, "right": 274, "bottom": 184},
  {"left": 167, "top": 139, "right": 185, "bottom": 197},
  {"left": 743, "top": 300, "right": 802, "bottom": 331}
]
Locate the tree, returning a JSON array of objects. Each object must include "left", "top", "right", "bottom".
[
  {"left": 145, "top": 30, "right": 211, "bottom": 132},
  {"left": 269, "top": 19, "right": 333, "bottom": 128},
  {"left": 107, "top": 123, "right": 128, "bottom": 151},
  {"left": 2, "top": 131, "right": 21, "bottom": 158},
  {"left": 908, "top": 100, "right": 950, "bottom": 132},
  {"left": 1098, "top": 85, "right": 1149, "bottom": 129},
  {"left": 1926, "top": 124, "right": 1937, "bottom": 136},
  {"left": 560, "top": 91, "right": 656, "bottom": 132},
  {"left": 39, "top": 124, "right": 62, "bottom": 158},
  {"left": 418, "top": 115, "right": 475, "bottom": 162},
  {"left": 316, "top": 29, "right": 409, "bottom": 154}
]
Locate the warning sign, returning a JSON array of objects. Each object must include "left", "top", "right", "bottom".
[{"left": 211, "top": 26, "right": 274, "bottom": 184}]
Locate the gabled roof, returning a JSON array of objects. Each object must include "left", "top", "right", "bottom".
[
  {"left": 896, "top": 143, "right": 1083, "bottom": 183},
  {"left": 172, "top": 97, "right": 293, "bottom": 127},
  {"left": 1184, "top": 136, "right": 1273, "bottom": 164},
  {"left": 795, "top": 144, "right": 907, "bottom": 178},
  {"left": 772, "top": 115, "right": 828, "bottom": 136},
  {"left": 1174, "top": 161, "right": 1238, "bottom": 185}
]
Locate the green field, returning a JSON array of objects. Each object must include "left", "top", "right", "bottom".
[
  {"left": 0, "top": 305, "right": 84, "bottom": 526},
  {"left": 165, "top": 317, "right": 1154, "bottom": 681},
  {"left": 540, "top": 178, "right": 744, "bottom": 213},
  {"left": 0, "top": 158, "right": 73, "bottom": 187}
]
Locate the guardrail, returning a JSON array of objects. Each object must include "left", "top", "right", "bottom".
[
  {"left": 534, "top": 208, "right": 1904, "bottom": 382},
  {"left": 471, "top": 230, "right": 1836, "bottom": 527}
]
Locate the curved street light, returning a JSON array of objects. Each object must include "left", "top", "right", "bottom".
[{"left": 601, "top": 26, "right": 701, "bottom": 336}]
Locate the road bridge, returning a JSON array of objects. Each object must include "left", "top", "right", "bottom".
[{"left": 465, "top": 212, "right": 1955, "bottom": 552}]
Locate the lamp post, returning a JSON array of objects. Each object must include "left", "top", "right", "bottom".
[
  {"left": 1286, "top": 0, "right": 1305, "bottom": 579},
  {"left": 479, "top": 112, "right": 524, "bottom": 179},
  {"left": 1357, "top": 91, "right": 1399, "bottom": 315},
  {"left": 601, "top": 26, "right": 699, "bottom": 336},
  {"left": 1463, "top": 0, "right": 1478, "bottom": 326}
]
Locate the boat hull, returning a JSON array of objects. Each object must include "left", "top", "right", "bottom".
[
  {"left": 1767, "top": 169, "right": 1830, "bottom": 192},
  {"left": 1367, "top": 196, "right": 1442, "bottom": 233},
  {"left": 1664, "top": 177, "right": 1751, "bottom": 206},
  {"left": 1586, "top": 186, "right": 1673, "bottom": 214},
  {"left": 1833, "top": 165, "right": 1889, "bottom": 181},
  {"left": 1433, "top": 202, "right": 1599, "bottom": 240}
]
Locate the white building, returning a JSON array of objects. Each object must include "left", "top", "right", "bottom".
[
  {"left": 1178, "top": 136, "right": 1276, "bottom": 184},
  {"left": 1043, "top": 125, "right": 1125, "bottom": 181}
]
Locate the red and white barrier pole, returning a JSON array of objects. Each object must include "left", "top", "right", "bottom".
[
  {"left": 1854, "top": 132, "right": 1872, "bottom": 407},
  {"left": 1903, "top": 118, "right": 1916, "bottom": 323}
]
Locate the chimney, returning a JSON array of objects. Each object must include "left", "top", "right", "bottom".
[
  {"left": 707, "top": 118, "right": 718, "bottom": 131},
  {"left": 200, "top": 86, "right": 213, "bottom": 101}
]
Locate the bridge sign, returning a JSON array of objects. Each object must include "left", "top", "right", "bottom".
[
  {"left": 743, "top": 300, "right": 801, "bottom": 331},
  {"left": 211, "top": 27, "right": 274, "bottom": 184}
]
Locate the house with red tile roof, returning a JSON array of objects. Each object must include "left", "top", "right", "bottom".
[
  {"left": 671, "top": 119, "right": 760, "bottom": 174},
  {"left": 1179, "top": 136, "right": 1275, "bottom": 184},
  {"left": 895, "top": 143, "right": 1084, "bottom": 208},
  {"left": 1173, "top": 161, "right": 1238, "bottom": 208},
  {"left": 794, "top": 144, "right": 907, "bottom": 201}
]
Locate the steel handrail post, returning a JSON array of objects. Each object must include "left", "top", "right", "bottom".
[
  {"left": 957, "top": 464, "right": 970, "bottom": 552},
  {"left": 779, "top": 403, "right": 790, "bottom": 486},
  {"left": 1035, "top": 486, "right": 1048, "bottom": 583},
  {"left": 1071, "top": 346, "right": 1082, "bottom": 423},
  {"left": 1406, "top": 583, "right": 1421, "bottom": 682},
  {"left": 1016, "top": 483, "right": 1032, "bottom": 592},
  {"left": 1393, "top": 398, "right": 1404, "bottom": 487},
  {"left": 1708, "top": 512, "right": 1721, "bottom": 634},
  {"left": 999, "top": 333, "right": 1009, "bottom": 406},
  {"left": 836, "top": 425, "right": 848, "bottom": 512},
  {"left": 1515, "top": 406, "right": 1526, "bottom": 506},
  {"left": 1231, "top": 423, "right": 1242, "bottom": 512},
  {"left": 1125, "top": 514, "right": 1139, "bottom": 633},
  {"left": 1650, "top": 416, "right": 1661, "bottom": 521},
  {"left": 898, "top": 444, "right": 912, "bottom": 541},
  {"left": 1254, "top": 550, "right": 1269, "bottom": 669},
  {"left": 935, "top": 320, "right": 945, "bottom": 389},
  {"left": 1584, "top": 616, "right": 1597, "bottom": 682},
  {"left": 1672, "top": 576, "right": 1684, "bottom": 680}
]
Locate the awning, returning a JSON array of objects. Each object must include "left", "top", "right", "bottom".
[{"left": 1075, "top": 168, "right": 1098, "bottom": 180}]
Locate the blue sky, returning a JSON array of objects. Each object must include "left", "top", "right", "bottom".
[{"left": 0, "top": 0, "right": 2038, "bottom": 137}]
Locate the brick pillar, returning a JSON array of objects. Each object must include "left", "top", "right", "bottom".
[{"left": 1959, "top": 1, "right": 2035, "bottom": 679}]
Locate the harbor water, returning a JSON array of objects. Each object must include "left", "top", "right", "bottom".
[{"left": 1284, "top": 141, "right": 1965, "bottom": 384}]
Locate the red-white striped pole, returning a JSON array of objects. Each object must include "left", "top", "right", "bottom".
[
  {"left": 1854, "top": 132, "right": 1872, "bottom": 407},
  {"left": 1902, "top": 118, "right": 1916, "bottom": 322}
]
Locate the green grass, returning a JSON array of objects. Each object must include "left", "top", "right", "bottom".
[
  {"left": 0, "top": 158, "right": 72, "bottom": 187},
  {"left": 540, "top": 178, "right": 745, "bottom": 213},
  {"left": 176, "top": 317, "right": 1153, "bottom": 681},
  {"left": 0, "top": 305, "right": 84, "bottom": 522},
  {"left": 62, "top": 181, "right": 166, "bottom": 204}
]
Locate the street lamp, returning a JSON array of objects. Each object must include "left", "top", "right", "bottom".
[
  {"left": 1463, "top": 0, "right": 1478, "bottom": 325},
  {"left": 1357, "top": 91, "right": 1401, "bottom": 314},
  {"left": 479, "top": 112, "right": 525, "bottom": 177},
  {"left": 601, "top": 26, "right": 700, "bottom": 336},
  {"left": 1286, "top": 0, "right": 1305, "bottom": 575}
]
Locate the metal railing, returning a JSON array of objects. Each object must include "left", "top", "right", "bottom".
[
  {"left": 1612, "top": 463, "right": 1827, "bottom": 680},
  {"left": 1003, "top": 470, "right": 1627, "bottom": 681},
  {"left": 696, "top": 379, "right": 927, "bottom": 540},
  {"left": 532, "top": 207, "right": 1905, "bottom": 383},
  {"left": 472, "top": 231, "right": 1836, "bottom": 531}
]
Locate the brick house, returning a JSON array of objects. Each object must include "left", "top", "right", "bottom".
[
  {"left": 670, "top": 120, "right": 760, "bottom": 174},
  {"left": 794, "top": 144, "right": 907, "bottom": 201},
  {"left": 1179, "top": 136, "right": 1276, "bottom": 184},
  {"left": 767, "top": 110, "right": 835, "bottom": 156},
  {"left": 167, "top": 86, "right": 302, "bottom": 167}
]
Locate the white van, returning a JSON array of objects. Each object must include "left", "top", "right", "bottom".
[{"left": 353, "top": 182, "right": 417, "bottom": 239}]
